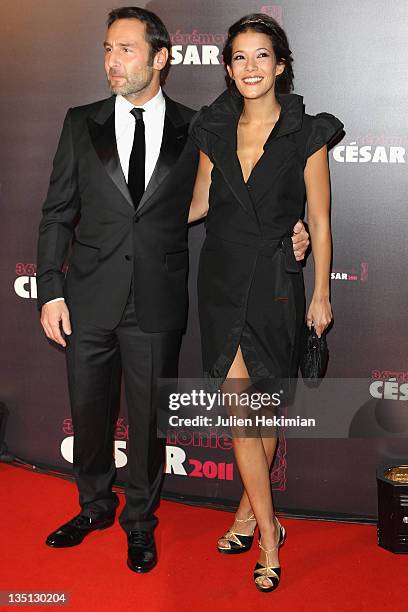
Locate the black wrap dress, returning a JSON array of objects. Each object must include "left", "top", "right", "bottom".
[{"left": 190, "top": 89, "right": 343, "bottom": 390}]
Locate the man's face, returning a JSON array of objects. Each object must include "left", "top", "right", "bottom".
[{"left": 104, "top": 18, "right": 155, "bottom": 99}]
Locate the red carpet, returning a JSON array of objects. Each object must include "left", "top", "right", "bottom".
[{"left": 0, "top": 463, "right": 407, "bottom": 611}]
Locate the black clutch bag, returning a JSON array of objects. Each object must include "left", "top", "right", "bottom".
[{"left": 300, "top": 324, "right": 329, "bottom": 382}]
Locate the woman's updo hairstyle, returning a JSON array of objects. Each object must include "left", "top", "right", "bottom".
[{"left": 222, "top": 13, "right": 294, "bottom": 94}]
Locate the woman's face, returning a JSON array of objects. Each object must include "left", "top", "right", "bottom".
[{"left": 227, "top": 30, "right": 284, "bottom": 99}]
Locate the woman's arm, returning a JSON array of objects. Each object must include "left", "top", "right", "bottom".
[
  {"left": 188, "top": 150, "right": 213, "bottom": 223},
  {"left": 304, "top": 145, "right": 333, "bottom": 337}
]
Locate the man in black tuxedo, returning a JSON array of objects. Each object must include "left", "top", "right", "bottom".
[{"left": 37, "top": 7, "right": 309, "bottom": 573}]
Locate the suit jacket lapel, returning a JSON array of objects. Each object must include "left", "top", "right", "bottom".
[
  {"left": 87, "top": 96, "right": 134, "bottom": 210},
  {"left": 87, "top": 94, "right": 190, "bottom": 214},
  {"left": 136, "top": 95, "right": 189, "bottom": 213}
]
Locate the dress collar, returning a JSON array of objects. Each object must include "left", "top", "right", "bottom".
[{"left": 201, "top": 88, "right": 304, "bottom": 143}]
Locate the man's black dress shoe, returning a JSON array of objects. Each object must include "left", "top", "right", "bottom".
[
  {"left": 45, "top": 513, "right": 115, "bottom": 548},
  {"left": 127, "top": 530, "right": 157, "bottom": 573}
]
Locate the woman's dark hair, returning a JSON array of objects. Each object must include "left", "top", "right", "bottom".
[
  {"left": 222, "top": 13, "right": 294, "bottom": 93},
  {"left": 107, "top": 6, "right": 171, "bottom": 82}
]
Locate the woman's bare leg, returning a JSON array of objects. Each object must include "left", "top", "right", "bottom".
[
  {"left": 234, "top": 435, "right": 278, "bottom": 520},
  {"left": 218, "top": 347, "right": 281, "bottom": 587}
]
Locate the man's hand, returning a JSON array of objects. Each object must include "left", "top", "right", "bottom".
[
  {"left": 40, "top": 301, "right": 72, "bottom": 347},
  {"left": 292, "top": 220, "right": 310, "bottom": 261}
]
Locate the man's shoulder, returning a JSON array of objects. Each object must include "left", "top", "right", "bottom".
[
  {"left": 163, "top": 94, "right": 197, "bottom": 123},
  {"left": 67, "top": 97, "right": 114, "bottom": 120}
]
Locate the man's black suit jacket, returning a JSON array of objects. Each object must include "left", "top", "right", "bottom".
[{"left": 37, "top": 94, "right": 199, "bottom": 332}]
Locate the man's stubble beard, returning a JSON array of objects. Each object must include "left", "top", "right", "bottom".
[{"left": 108, "top": 65, "right": 155, "bottom": 98}]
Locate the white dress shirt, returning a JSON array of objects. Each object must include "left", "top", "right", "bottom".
[
  {"left": 46, "top": 88, "right": 166, "bottom": 305},
  {"left": 115, "top": 87, "right": 166, "bottom": 185}
]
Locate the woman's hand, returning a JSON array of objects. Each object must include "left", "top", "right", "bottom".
[{"left": 306, "top": 295, "right": 332, "bottom": 337}]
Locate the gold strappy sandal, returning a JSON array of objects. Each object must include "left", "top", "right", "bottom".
[
  {"left": 217, "top": 513, "right": 257, "bottom": 554},
  {"left": 253, "top": 516, "right": 286, "bottom": 592}
]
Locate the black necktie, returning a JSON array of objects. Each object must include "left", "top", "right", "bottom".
[{"left": 128, "top": 107, "right": 145, "bottom": 207}]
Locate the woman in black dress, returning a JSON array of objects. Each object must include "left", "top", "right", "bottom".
[{"left": 189, "top": 14, "right": 343, "bottom": 592}]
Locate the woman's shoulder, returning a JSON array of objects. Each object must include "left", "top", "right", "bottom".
[
  {"left": 189, "top": 89, "right": 240, "bottom": 155},
  {"left": 303, "top": 109, "right": 344, "bottom": 132},
  {"left": 302, "top": 107, "right": 344, "bottom": 158},
  {"left": 188, "top": 106, "right": 212, "bottom": 155},
  {"left": 191, "top": 89, "right": 239, "bottom": 126}
]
